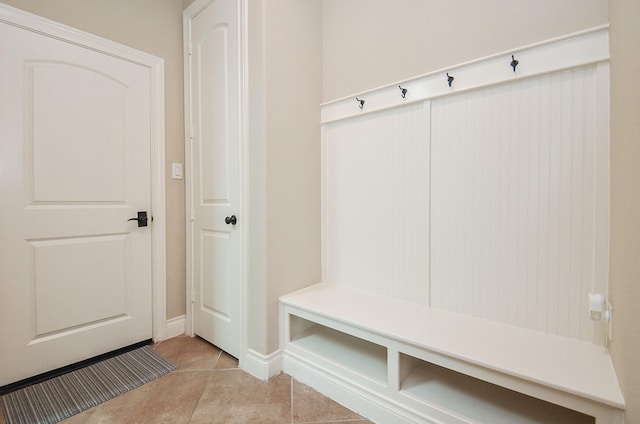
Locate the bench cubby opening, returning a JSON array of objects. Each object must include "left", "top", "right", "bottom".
[
  {"left": 288, "top": 315, "right": 388, "bottom": 385},
  {"left": 399, "top": 353, "right": 595, "bottom": 424}
]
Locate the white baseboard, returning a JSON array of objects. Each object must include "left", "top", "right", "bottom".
[
  {"left": 282, "top": 351, "right": 431, "bottom": 424},
  {"left": 243, "top": 349, "right": 283, "bottom": 381},
  {"left": 165, "top": 315, "right": 186, "bottom": 339}
]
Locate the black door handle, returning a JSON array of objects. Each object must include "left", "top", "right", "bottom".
[
  {"left": 128, "top": 211, "right": 148, "bottom": 227},
  {"left": 225, "top": 215, "right": 237, "bottom": 225}
]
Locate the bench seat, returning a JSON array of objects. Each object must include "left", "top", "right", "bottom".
[{"left": 280, "top": 283, "right": 625, "bottom": 423}]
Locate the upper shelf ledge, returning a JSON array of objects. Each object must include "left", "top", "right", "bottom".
[{"left": 320, "top": 25, "right": 609, "bottom": 124}]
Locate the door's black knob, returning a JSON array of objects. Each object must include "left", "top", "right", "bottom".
[
  {"left": 225, "top": 215, "right": 237, "bottom": 225},
  {"left": 127, "top": 211, "right": 148, "bottom": 227}
]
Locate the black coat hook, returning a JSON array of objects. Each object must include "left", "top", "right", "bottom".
[
  {"left": 447, "top": 73, "right": 454, "bottom": 87},
  {"left": 510, "top": 55, "right": 519, "bottom": 72},
  {"left": 355, "top": 97, "right": 365, "bottom": 109},
  {"left": 399, "top": 85, "right": 407, "bottom": 99}
]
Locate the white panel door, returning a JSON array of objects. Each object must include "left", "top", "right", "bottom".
[
  {"left": 188, "top": 0, "right": 242, "bottom": 358},
  {"left": 0, "top": 17, "right": 153, "bottom": 386}
]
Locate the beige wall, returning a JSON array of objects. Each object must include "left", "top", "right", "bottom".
[
  {"left": 245, "top": 0, "right": 323, "bottom": 355},
  {"left": 263, "top": 0, "right": 323, "bottom": 354},
  {"left": 609, "top": 0, "right": 640, "bottom": 421},
  {"left": 322, "top": 0, "right": 608, "bottom": 101},
  {"left": 4, "top": 0, "right": 187, "bottom": 320}
]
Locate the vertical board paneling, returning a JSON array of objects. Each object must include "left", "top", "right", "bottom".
[
  {"left": 324, "top": 103, "right": 430, "bottom": 305},
  {"left": 430, "top": 68, "right": 599, "bottom": 341}
]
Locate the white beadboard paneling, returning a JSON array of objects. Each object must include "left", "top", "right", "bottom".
[
  {"left": 320, "top": 29, "right": 610, "bottom": 345},
  {"left": 323, "top": 102, "right": 430, "bottom": 304},
  {"left": 430, "top": 67, "right": 602, "bottom": 342}
]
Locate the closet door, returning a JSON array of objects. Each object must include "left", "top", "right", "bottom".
[{"left": 186, "top": 0, "right": 242, "bottom": 358}]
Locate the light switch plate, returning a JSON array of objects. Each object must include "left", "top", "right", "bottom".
[{"left": 171, "top": 163, "right": 183, "bottom": 180}]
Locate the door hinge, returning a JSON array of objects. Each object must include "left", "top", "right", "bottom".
[
  {"left": 190, "top": 288, "right": 195, "bottom": 304},
  {"left": 188, "top": 43, "right": 192, "bottom": 56},
  {"left": 190, "top": 208, "right": 195, "bottom": 222},
  {"left": 189, "top": 125, "right": 193, "bottom": 139}
]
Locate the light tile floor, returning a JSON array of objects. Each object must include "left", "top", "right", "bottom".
[{"left": 0, "top": 335, "right": 372, "bottom": 424}]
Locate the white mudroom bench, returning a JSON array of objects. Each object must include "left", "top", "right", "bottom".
[{"left": 280, "top": 283, "right": 625, "bottom": 424}]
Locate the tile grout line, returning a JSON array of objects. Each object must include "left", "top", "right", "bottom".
[
  {"left": 212, "top": 350, "right": 222, "bottom": 368},
  {"left": 185, "top": 347, "right": 227, "bottom": 424},
  {"left": 186, "top": 370, "right": 214, "bottom": 424}
]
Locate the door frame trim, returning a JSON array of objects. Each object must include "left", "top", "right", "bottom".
[
  {"left": 0, "top": 4, "right": 167, "bottom": 342},
  {"left": 183, "top": 0, "right": 248, "bottom": 364}
]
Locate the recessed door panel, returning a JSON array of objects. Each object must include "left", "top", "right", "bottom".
[
  {"left": 32, "top": 235, "right": 128, "bottom": 336},
  {"left": 200, "top": 231, "right": 231, "bottom": 319},
  {"left": 199, "top": 26, "right": 230, "bottom": 204},
  {"left": 29, "top": 63, "right": 126, "bottom": 203}
]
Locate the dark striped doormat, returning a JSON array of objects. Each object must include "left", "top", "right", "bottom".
[{"left": 1, "top": 345, "right": 176, "bottom": 424}]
